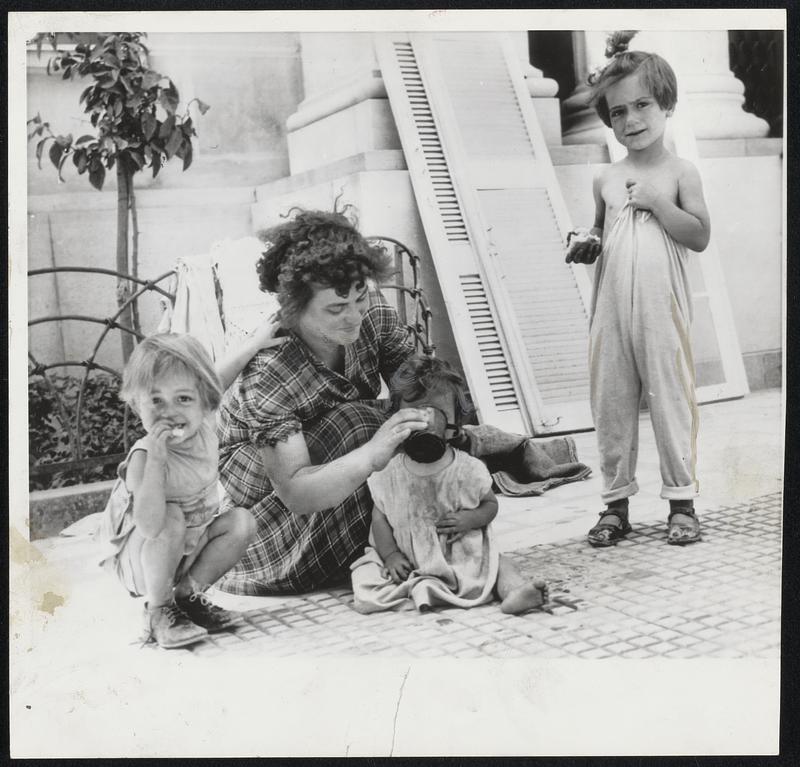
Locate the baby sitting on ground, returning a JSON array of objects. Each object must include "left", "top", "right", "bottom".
[{"left": 350, "top": 355, "right": 548, "bottom": 615}]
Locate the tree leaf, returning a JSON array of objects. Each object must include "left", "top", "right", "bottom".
[
  {"left": 142, "top": 112, "right": 157, "bottom": 141},
  {"left": 151, "top": 152, "right": 162, "bottom": 178},
  {"left": 118, "top": 71, "right": 134, "bottom": 92},
  {"left": 164, "top": 127, "right": 182, "bottom": 159},
  {"left": 141, "top": 70, "right": 162, "bottom": 90},
  {"left": 181, "top": 140, "right": 193, "bottom": 171},
  {"left": 159, "top": 82, "right": 179, "bottom": 114},
  {"left": 128, "top": 150, "right": 145, "bottom": 170},
  {"left": 48, "top": 140, "right": 65, "bottom": 169},
  {"left": 158, "top": 114, "right": 175, "bottom": 139},
  {"left": 76, "top": 134, "right": 95, "bottom": 145},
  {"left": 88, "top": 162, "right": 105, "bottom": 190},
  {"left": 57, "top": 149, "right": 70, "bottom": 182},
  {"left": 75, "top": 149, "right": 89, "bottom": 173},
  {"left": 196, "top": 99, "right": 210, "bottom": 115},
  {"left": 35, "top": 137, "right": 52, "bottom": 169}
]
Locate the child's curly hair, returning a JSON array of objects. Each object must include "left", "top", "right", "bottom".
[
  {"left": 389, "top": 355, "right": 473, "bottom": 426},
  {"left": 589, "top": 30, "right": 678, "bottom": 128},
  {"left": 120, "top": 333, "right": 223, "bottom": 413},
  {"left": 256, "top": 207, "right": 393, "bottom": 327}
]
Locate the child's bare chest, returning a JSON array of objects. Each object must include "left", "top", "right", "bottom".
[{"left": 602, "top": 164, "right": 680, "bottom": 225}]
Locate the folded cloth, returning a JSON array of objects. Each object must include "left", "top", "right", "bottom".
[
  {"left": 461, "top": 423, "right": 592, "bottom": 497},
  {"left": 162, "top": 252, "right": 226, "bottom": 361}
]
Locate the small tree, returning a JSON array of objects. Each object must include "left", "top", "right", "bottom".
[{"left": 28, "top": 32, "right": 209, "bottom": 360}]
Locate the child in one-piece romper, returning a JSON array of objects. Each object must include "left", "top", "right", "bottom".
[
  {"left": 350, "top": 356, "right": 548, "bottom": 614},
  {"left": 565, "top": 32, "right": 711, "bottom": 547},
  {"left": 98, "top": 333, "right": 257, "bottom": 648}
]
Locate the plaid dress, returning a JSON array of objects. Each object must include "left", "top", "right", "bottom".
[{"left": 216, "top": 288, "right": 415, "bottom": 595}]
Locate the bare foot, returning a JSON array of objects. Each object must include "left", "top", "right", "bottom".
[{"left": 500, "top": 579, "right": 549, "bottom": 615}]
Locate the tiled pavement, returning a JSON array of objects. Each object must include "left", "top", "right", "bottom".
[
  {"left": 184, "top": 492, "right": 781, "bottom": 660},
  {"left": 11, "top": 390, "right": 784, "bottom": 757}
]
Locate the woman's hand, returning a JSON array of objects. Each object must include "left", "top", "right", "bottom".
[
  {"left": 382, "top": 550, "right": 413, "bottom": 583},
  {"left": 625, "top": 178, "right": 662, "bottom": 211},
  {"left": 365, "top": 408, "right": 429, "bottom": 472}
]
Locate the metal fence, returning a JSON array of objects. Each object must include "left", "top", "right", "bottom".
[{"left": 28, "top": 236, "right": 433, "bottom": 490}]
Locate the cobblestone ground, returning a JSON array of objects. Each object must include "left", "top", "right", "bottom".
[{"left": 175, "top": 491, "right": 781, "bottom": 660}]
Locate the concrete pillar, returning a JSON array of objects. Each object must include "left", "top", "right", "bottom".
[
  {"left": 286, "top": 33, "right": 395, "bottom": 174},
  {"left": 510, "top": 31, "right": 563, "bottom": 145},
  {"left": 562, "top": 29, "right": 769, "bottom": 145}
]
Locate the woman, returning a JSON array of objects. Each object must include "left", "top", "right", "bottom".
[{"left": 216, "top": 209, "right": 428, "bottom": 595}]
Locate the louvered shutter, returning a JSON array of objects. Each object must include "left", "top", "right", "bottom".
[{"left": 376, "top": 32, "right": 594, "bottom": 434}]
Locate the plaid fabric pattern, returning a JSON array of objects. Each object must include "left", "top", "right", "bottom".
[
  {"left": 216, "top": 289, "right": 415, "bottom": 594},
  {"left": 218, "top": 402, "right": 387, "bottom": 595}
]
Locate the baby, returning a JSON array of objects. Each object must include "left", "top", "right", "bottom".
[{"left": 350, "top": 356, "right": 548, "bottom": 615}]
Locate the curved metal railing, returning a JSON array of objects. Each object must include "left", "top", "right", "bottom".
[
  {"left": 29, "top": 236, "right": 434, "bottom": 489},
  {"left": 28, "top": 268, "right": 176, "bottom": 487}
]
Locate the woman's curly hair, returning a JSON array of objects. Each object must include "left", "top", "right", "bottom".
[
  {"left": 588, "top": 30, "right": 678, "bottom": 128},
  {"left": 256, "top": 208, "right": 393, "bottom": 326},
  {"left": 389, "top": 355, "right": 473, "bottom": 427}
]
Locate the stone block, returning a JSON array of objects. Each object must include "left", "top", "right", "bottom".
[{"left": 28, "top": 480, "right": 114, "bottom": 540}]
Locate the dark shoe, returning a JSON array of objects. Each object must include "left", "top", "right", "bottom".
[
  {"left": 587, "top": 507, "right": 632, "bottom": 548},
  {"left": 143, "top": 601, "right": 208, "bottom": 649},
  {"left": 667, "top": 507, "right": 701, "bottom": 545},
  {"left": 176, "top": 591, "right": 239, "bottom": 632}
]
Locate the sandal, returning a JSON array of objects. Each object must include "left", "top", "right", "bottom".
[
  {"left": 667, "top": 508, "right": 701, "bottom": 545},
  {"left": 587, "top": 508, "right": 632, "bottom": 548}
]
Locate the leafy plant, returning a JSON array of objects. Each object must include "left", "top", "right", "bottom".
[
  {"left": 29, "top": 372, "right": 146, "bottom": 491},
  {"left": 27, "top": 32, "right": 209, "bottom": 361}
]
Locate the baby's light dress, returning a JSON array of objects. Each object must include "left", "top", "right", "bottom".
[{"left": 350, "top": 449, "right": 499, "bottom": 612}]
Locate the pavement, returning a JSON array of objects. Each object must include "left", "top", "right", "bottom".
[{"left": 10, "top": 388, "right": 784, "bottom": 757}]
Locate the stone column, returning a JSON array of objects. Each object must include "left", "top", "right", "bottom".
[
  {"left": 562, "top": 29, "right": 769, "bottom": 145},
  {"left": 285, "top": 32, "right": 395, "bottom": 174},
  {"left": 561, "top": 31, "right": 608, "bottom": 145},
  {"left": 509, "top": 32, "right": 562, "bottom": 145}
]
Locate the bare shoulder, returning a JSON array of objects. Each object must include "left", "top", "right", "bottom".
[
  {"left": 599, "top": 159, "right": 628, "bottom": 184},
  {"left": 674, "top": 156, "right": 702, "bottom": 183}
]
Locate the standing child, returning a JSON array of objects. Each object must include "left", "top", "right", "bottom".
[
  {"left": 350, "top": 356, "right": 548, "bottom": 615},
  {"left": 566, "top": 31, "right": 711, "bottom": 547},
  {"left": 98, "top": 333, "right": 257, "bottom": 648}
]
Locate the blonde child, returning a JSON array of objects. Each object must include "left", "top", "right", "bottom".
[
  {"left": 98, "top": 333, "right": 257, "bottom": 649},
  {"left": 350, "top": 356, "right": 548, "bottom": 615},
  {"left": 566, "top": 32, "right": 711, "bottom": 547}
]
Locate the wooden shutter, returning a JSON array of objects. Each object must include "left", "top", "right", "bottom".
[{"left": 376, "top": 32, "right": 594, "bottom": 434}]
